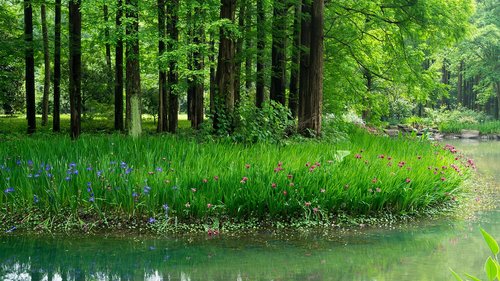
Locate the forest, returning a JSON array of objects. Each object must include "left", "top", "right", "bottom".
[{"left": 0, "top": 0, "right": 498, "bottom": 138}]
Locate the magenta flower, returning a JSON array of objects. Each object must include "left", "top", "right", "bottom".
[
  {"left": 405, "top": 178, "right": 411, "bottom": 183},
  {"left": 202, "top": 178, "right": 208, "bottom": 183},
  {"left": 207, "top": 203, "right": 212, "bottom": 209},
  {"left": 355, "top": 154, "right": 362, "bottom": 159},
  {"left": 305, "top": 202, "right": 311, "bottom": 207},
  {"left": 213, "top": 176, "right": 219, "bottom": 181},
  {"left": 271, "top": 183, "right": 277, "bottom": 189}
]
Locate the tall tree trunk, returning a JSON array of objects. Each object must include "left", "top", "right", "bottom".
[
  {"left": 186, "top": 9, "right": 194, "bottom": 122},
  {"left": 103, "top": 5, "right": 113, "bottom": 101},
  {"left": 457, "top": 60, "right": 463, "bottom": 107},
  {"left": 289, "top": 0, "right": 301, "bottom": 118},
  {"left": 69, "top": 0, "right": 82, "bottom": 139},
  {"left": 167, "top": 0, "right": 179, "bottom": 133},
  {"left": 157, "top": 0, "right": 167, "bottom": 132},
  {"left": 53, "top": 0, "right": 61, "bottom": 132},
  {"left": 115, "top": 0, "right": 124, "bottom": 131},
  {"left": 298, "top": 0, "right": 311, "bottom": 132},
  {"left": 496, "top": 82, "right": 500, "bottom": 120},
  {"left": 244, "top": 0, "right": 253, "bottom": 91},
  {"left": 209, "top": 34, "right": 216, "bottom": 115},
  {"left": 192, "top": 3, "right": 205, "bottom": 129},
  {"left": 25, "top": 0, "right": 36, "bottom": 134},
  {"left": 255, "top": 0, "right": 265, "bottom": 108},
  {"left": 125, "top": 0, "right": 141, "bottom": 137},
  {"left": 234, "top": 0, "right": 246, "bottom": 106},
  {"left": 41, "top": 2, "right": 50, "bottom": 127},
  {"left": 213, "top": 0, "right": 237, "bottom": 131},
  {"left": 306, "top": 0, "right": 323, "bottom": 135},
  {"left": 270, "top": 0, "right": 287, "bottom": 105}
]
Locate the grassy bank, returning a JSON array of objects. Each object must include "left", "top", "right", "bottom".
[
  {"left": 0, "top": 129, "right": 474, "bottom": 233},
  {"left": 439, "top": 121, "right": 500, "bottom": 135}
]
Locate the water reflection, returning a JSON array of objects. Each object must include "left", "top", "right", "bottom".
[{"left": 1, "top": 140, "right": 499, "bottom": 281}]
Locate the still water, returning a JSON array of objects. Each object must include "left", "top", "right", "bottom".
[{"left": 1, "top": 140, "right": 499, "bottom": 281}]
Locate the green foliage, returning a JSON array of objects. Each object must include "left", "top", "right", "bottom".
[
  {"left": 232, "top": 101, "right": 294, "bottom": 143},
  {"left": 451, "top": 228, "right": 499, "bottom": 281}
]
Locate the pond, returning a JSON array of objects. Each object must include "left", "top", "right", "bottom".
[{"left": 1, "top": 140, "right": 499, "bottom": 281}]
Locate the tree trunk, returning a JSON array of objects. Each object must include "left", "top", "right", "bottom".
[
  {"left": 209, "top": 33, "right": 216, "bottom": 115},
  {"left": 25, "top": 0, "right": 36, "bottom": 134},
  {"left": 157, "top": 0, "right": 167, "bottom": 132},
  {"left": 115, "top": 0, "right": 124, "bottom": 131},
  {"left": 307, "top": 0, "right": 323, "bottom": 135},
  {"left": 53, "top": 0, "right": 61, "bottom": 132},
  {"left": 457, "top": 60, "right": 463, "bottom": 107},
  {"left": 299, "top": 0, "right": 322, "bottom": 136},
  {"left": 244, "top": 0, "right": 253, "bottom": 91},
  {"left": 298, "top": 0, "right": 311, "bottom": 132},
  {"left": 186, "top": 9, "right": 194, "bottom": 122},
  {"left": 41, "top": 2, "right": 50, "bottom": 127},
  {"left": 288, "top": 0, "right": 301, "bottom": 118},
  {"left": 234, "top": 0, "right": 245, "bottom": 106},
  {"left": 270, "top": 0, "right": 287, "bottom": 105},
  {"left": 69, "top": 0, "right": 82, "bottom": 139},
  {"left": 167, "top": 0, "right": 179, "bottom": 133},
  {"left": 192, "top": 4, "right": 205, "bottom": 129},
  {"left": 213, "top": 0, "right": 237, "bottom": 131},
  {"left": 496, "top": 82, "right": 500, "bottom": 120},
  {"left": 256, "top": 0, "right": 265, "bottom": 108},
  {"left": 125, "top": 0, "right": 141, "bottom": 137},
  {"left": 103, "top": 5, "right": 113, "bottom": 101}
]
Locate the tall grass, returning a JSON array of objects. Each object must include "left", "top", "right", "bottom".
[
  {"left": 439, "top": 121, "right": 500, "bottom": 134},
  {"left": 0, "top": 129, "right": 473, "bottom": 226}
]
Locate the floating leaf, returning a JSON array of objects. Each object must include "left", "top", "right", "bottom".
[{"left": 480, "top": 228, "right": 499, "bottom": 256}]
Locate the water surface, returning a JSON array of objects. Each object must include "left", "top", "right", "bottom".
[{"left": 1, "top": 140, "right": 499, "bottom": 281}]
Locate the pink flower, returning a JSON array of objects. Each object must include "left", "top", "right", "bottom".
[
  {"left": 387, "top": 156, "right": 392, "bottom": 160},
  {"left": 283, "top": 190, "right": 288, "bottom": 196},
  {"left": 278, "top": 161, "right": 283, "bottom": 167},
  {"left": 207, "top": 203, "right": 212, "bottom": 209},
  {"left": 289, "top": 182, "right": 295, "bottom": 187},
  {"left": 355, "top": 154, "right": 362, "bottom": 159},
  {"left": 305, "top": 202, "right": 311, "bottom": 207},
  {"left": 240, "top": 176, "right": 248, "bottom": 184},
  {"left": 405, "top": 178, "right": 411, "bottom": 183},
  {"left": 245, "top": 164, "right": 251, "bottom": 169},
  {"left": 398, "top": 161, "right": 406, "bottom": 168},
  {"left": 213, "top": 176, "right": 219, "bottom": 181},
  {"left": 441, "top": 177, "right": 446, "bottom": 181},
  {"left": 372, "top": 178, "right": 378, "bottom": 183},
  {"left": 378, "top": 154, "right": 385, "bottom": 159},
  {"left": 202, "top": 178, "right": 208, "bottom": 183},
  {"left": 287, "top": 174, "right": 293, "bottom": 179},
  {"left": 306, "top": 162, "right": 311, "bottom": 167},
  {"left": 271, "top": 183, "right": 277, "bottom": 189},
  {"left": 313, "top": 207, "right": 319, "bottom": 213},
  {"left": 376, "top": 187, "right": 381, "bottom": 193}
]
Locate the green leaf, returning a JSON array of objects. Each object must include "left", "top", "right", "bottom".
[
  {"left": 464, "top": 273, "right": 482, "bottom": 281},
  {"left": 485, "top": 257, "right": 498, "bottom": 281},
  {"left": 480, "top": 228, "right": 499, "bottom": 256},
  {"left": 450, "top": 268, "right": 464, "bottom": 281}
]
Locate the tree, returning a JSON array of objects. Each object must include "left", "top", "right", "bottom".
[
  {"left": 41, "top": 1, "right": 50, "bottom": 127},
  {"left": 289, "top": 0, "right": 301, "bottom": 118},
  {"left": 157, "top": 0, "right": 167, "bottom": 132},
  {"left": 53, "top": 0, "right": 61, "bottom": 132},
  {"left": 269, "top": 0, "right": 287, "bottom": 105},
  {"left": 125, "top": 0, "right": 141, "bottom": 137},
  {"left": 298, "top": 0, "right": 311, "bottom": 132},
  {"left": 214, "top": 0, "right": 237, "bottom": 131},
  {"left": 69, "top": 0, "right": 82, "bottom": 139},
  {"left": 24, "top": 0, "right": 36, "bottom": 134},
  {"left": 255, "top": 0, "right": 265, "bottom": 108},
  {"left": 166, "top": 0, "right": 179, "bottom": 133},
  {"left": 115, "top": 0, "right": 124, "bottom": 131}
]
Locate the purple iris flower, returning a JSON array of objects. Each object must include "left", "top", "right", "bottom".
[
  {"left": 4, "top": 187, "right": 14, "bottom": 193},
  {"left": 33, "top": 195, "right": 39, "bottom": 203},
  {"left": 143, "top": 186, "right": 151, "bottom": 194},
  {"left": 149, "top": 217, "right": 156, "bottom": 224}
]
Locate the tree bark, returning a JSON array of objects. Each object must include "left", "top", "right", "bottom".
[
  {"left": 298, "top": 0, "right": 311, "bottom": 132},
  {"left": 209, "top": 34, "right": 216, "bottom": 115},
  {"left": 270, "top": 0, "right": 287, "bottom": 105},
  {"left": 167, "top": 0, "right": 179, "bottom": 133},
  {"left": 69, "top": 0, "right": 82, "bottom": 139},
  {"left": 157, "top": 0, "right": 167, "bottom": 132},
  {"left": 53, "top": 0, "right": 61, "bottom": 132},
  {"left": 115, "top": 0, "right": 124, "bottom": 131},
  {"left": 307, "top": 0, "right": 323, "bottom": 135},
  {"left": 192, "top": 4, "right": 205, "bottom": 129},
  {"left": 234, "top": 0, "right": 245, "bottom": 106},
  {"left": 213, "top": 0, "right": 237, "bottom": 131},
  {"left": 25, "top": 0, "right": 36, "bottom": 134},
  {"left": 457, "top": 60, "right": 463, "bottom": 107},
  {"left": 125, "top": 0, "right": 141, "bottom": 137},
  {"left": 288, "top": 0, "right": 301, "bottom": 118},
  {"left": 256, "top": 0, "right": 265, "bottom": 108},
  {"left": 41, "top": 2, "right": 50, "bottom": 127},
  {"left": 244, "top": 0, "right": 253, "bottom": 91}
]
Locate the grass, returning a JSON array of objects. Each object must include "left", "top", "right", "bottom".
[
  {"left": 439, "top": 121, "right": 500, "bottom": 134},
  {"left": 0, "top": 122, "right": 474, "bottom": 232}
]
